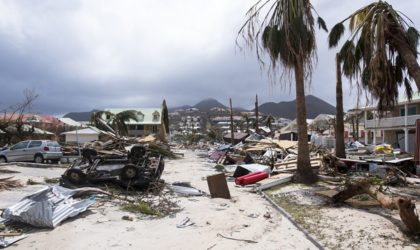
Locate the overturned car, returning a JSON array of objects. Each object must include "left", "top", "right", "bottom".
[{"left": 61, "top": 144, "right": 164, "bottom": 188}]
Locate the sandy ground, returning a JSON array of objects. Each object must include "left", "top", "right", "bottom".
[
  {"left": 268, "top": 184, "right": 420, "bottom": 249},
  {"left": 0, "top": 150, "right": 317, "bottom": 250}
]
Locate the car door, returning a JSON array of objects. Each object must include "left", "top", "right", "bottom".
[
  {"left": 27, "top": 140, "right": 43, "bottom": 161},
  {"left": 7, "top": 141, "right": 30, "bottom": 161}
]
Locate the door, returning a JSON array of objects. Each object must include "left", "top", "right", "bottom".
[
  {"left": 27, "top": 140, "right": 43, "bottom": 161},
  {"left": 7, "top": 141, "right": 30, "bottom": 161}
]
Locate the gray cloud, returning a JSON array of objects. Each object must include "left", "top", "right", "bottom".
[{"left": 0, "top": 0, "right": 418, "bottom": 115}]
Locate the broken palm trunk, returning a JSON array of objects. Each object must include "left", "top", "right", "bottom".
[{"left": 332, "top": 178, "right": 420, "bottom": 234}]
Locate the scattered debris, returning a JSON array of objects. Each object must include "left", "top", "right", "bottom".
[
  {"left": 2, "top": 185, "right": 109, "bottom": 228},
  {"left": 176, "top": 217, "right": 195, "bottom": 228},
  {"left": 207, "top": 173, "right": 231, "bottom": 199},
  {"left": 216, "top": 233, "right": 258, "bottom": 244},
  {"left": 121, "top": 215, "right": 134, "bottom": 221},
  {"left": 170, "top": 184, "right": 206, "bottom": 196},
  {"left": 0, "top": 177, "right": 23, "bottom": 191}
]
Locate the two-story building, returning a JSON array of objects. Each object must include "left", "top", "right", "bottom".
[
  {"left": 103, "top": 108, "right": 166, "bottom": 138},
  {"left": 362, "top": 94, "right": 420, "bottom": 153}
]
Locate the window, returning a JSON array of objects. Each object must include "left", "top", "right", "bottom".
[
  {"left": 28, "top": 141, "right": 42, "bottom": 148},
  {"left": 11, "top": 141, "right": 29, "bottom": 150},
  {"left": 47, "top": 141, "right": 60, "bottom": 147},
  {"left": 152, "top": 125, "right": 158, "bottom": 133},
  {"left": 152, "top": 111, "right": 160, "bottom": 122},
  {"left": 400, "top": 106, "right": 417, "bottom": 116}
]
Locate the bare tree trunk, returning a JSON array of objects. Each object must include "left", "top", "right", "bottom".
[
  {"left": 335, "top": 54, "right": 346, "bottom": 158},
  {"left": 293, "top": 61, "right": 317, "bottom": 184},
  {"left": 333, "top": 179, "right": 420, "bottom": 233}
]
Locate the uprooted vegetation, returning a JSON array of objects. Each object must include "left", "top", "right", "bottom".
[
  {"left": 265, "top": 183, "right": 420, "bottom": 249},
  {"left": 102, "top": 181, "right": 181, "bottom": 218}
]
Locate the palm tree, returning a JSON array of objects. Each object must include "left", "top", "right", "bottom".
[
  {"left": 329, "top": 0, "right": 420, "bottom": 111},
  {"left": 90, "top": 110, "right": 138, "bottom": 136},
  {"left": 112, "top": 110, "right": 139, "bottom": 136},
  {"left": 239, "top": 0, "right": 327, "bottom": 184},
  {"left": 243, "top": 113, "right": 250, "bottom": 132},
  {"left": 162, "top": 100, "right": 170, "bottom": 134},
  {"left": 335, "top": 54, "right": 346, "bottom": 158},
  {"left": 265, "top": 114, "right": 275, "bottom": 136}
]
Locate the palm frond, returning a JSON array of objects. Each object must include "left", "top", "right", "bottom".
[
  {"left": 317, "top": 17, "right": 328, "bottom": 32},
  {"left": 407, "top": 27, "right": 420, "bottom": 55},
  {"left": 328, "top": 23, "right": 345, "bottom": 48}
]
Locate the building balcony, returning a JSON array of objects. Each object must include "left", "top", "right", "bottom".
[{"left": 365, "top": 114, "right": 420, "bottom": 129}]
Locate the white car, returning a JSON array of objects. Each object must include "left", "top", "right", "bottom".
[{"left": 0, "top": 140, "right": 63, "bottom": 163}]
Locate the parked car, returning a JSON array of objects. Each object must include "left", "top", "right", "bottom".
[{"left": 0, "top": 140, "right": 63, "bottom": 163}]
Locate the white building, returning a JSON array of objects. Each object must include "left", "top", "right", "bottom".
[{"left": 61, "top": 127, "right": 102, "bottom": 144}]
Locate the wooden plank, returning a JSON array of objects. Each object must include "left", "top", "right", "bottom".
[
  {"left": 257, "top": 175, "right": 292, "bottom": 191},
  {"left": 206, "top": 173, "right": 231, "bottom": 199},
  {"left": 275, "top": 158, "right": 321, "bottom": 170},
  {"left": 385, "top": 157, "right": 413, "bottom": 164}
]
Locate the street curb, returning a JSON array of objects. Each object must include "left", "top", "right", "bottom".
[{"left": 262, "top": 192, "right": 325, "bottom": 250}]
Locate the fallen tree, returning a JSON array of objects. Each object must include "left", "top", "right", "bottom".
[{"left": 332, "top": 178, "right": 420, "bottom": 234}]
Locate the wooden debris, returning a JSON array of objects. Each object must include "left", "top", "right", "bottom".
[
  {"left": 207, "top": 173, "right": 231, "bottom": 199},
  {"left": 332, "top": 178, "right": 420, "bottom": 234}
]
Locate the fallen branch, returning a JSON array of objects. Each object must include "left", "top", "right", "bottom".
[
  {"left": 216, "top": 233, "right": 258, "bottom": 244},
  {"left": 332, "top": 178, "right": 420, "bottom": 233}
]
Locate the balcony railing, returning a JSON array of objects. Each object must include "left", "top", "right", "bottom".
[{"left": 365, "top": 114, "right": 420, "bottom": 129}]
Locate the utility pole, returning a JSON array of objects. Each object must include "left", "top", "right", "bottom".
[
  {"left": 230, "top": 98, "right": 234, "bottom": 145},
  {"left": 255, "top": 94, "right": 259, "bottom": 133}
]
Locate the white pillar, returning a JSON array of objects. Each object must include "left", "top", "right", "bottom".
[
  {"left": 76, "top": 128, "right": 81, "bottom": 157},
  {"left": 364, "top": 111, "right": 368, "bottom": 145},
  {"left": 373, "top": 129, "right": 377, "bottom": 145}
]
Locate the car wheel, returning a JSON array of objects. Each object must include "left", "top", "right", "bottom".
[
  {"left": 34, "top": 154, "right": 44, "bottom": 163},
  {"left": 120, "top": 164, "right": 139, "bottom": 181},
  {"left": 66, "top": 169, "right": 87, "bottom": 185},
  {"left": 0, "top": 156, "right": 6, "bottom": 163}
]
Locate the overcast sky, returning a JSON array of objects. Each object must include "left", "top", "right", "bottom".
[{"left": 0, "top": 0, "right": 419, "bottom": 116}]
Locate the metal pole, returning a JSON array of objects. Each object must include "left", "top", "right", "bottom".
[{"left": 76, "top": 127, "right": 81, "bottom": 157}]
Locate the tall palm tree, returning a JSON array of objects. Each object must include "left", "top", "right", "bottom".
[
  {"left": 335, "top": 54, "right": 346, "bottom": 158},
  {"left": 239, "top": 0, "right": 327, "bottom": 184},
  {"left": 329, "top": 0, "right": 420, "bottom": 111}
]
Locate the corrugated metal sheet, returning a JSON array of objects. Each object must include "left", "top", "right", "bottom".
[
  {"left": 0, "top": 218, "right": 27, "bottom": 248},
  {"left": 2, "top": 186, "right": 97, "bottom": 228}
]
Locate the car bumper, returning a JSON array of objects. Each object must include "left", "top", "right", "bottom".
[{"left": 42, "top": 152, "right": 63, "bottom": 160}]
